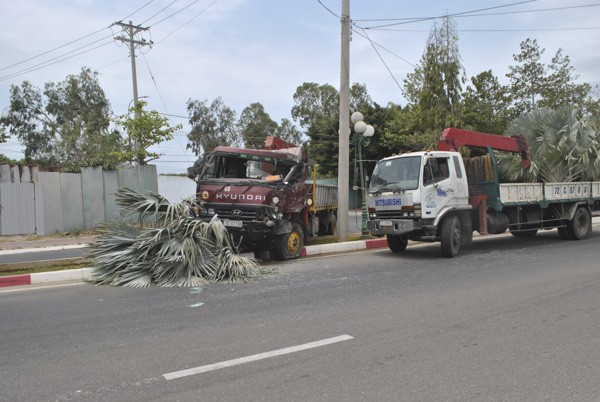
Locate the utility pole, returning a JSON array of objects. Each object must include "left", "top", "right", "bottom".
[
  {"left": 113, "top": 21, "right": 152, "bottom": 162},
  {"left": 112, "top": 21, "right": 152, "bottom": 115},
  {"left": 337, "top": 0, "right": 350, "bottom": 242}
]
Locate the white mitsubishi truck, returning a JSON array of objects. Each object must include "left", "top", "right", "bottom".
[{"left": 366, "top": 128, "right": 600, "bottom": 257}]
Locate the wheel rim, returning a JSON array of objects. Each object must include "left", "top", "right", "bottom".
[
  {"left": 287, "top": 231, "right": 301, "bottom": 255},
  {"left": 452, "top": 223, "right": 461, "bottom": 251}
]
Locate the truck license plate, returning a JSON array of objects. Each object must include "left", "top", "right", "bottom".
[
  {"left": 223, "top": 220, "right": 243, "bottom": 228},
  {"left": 380, "top": 220, "right": 393, "bottom": 227}
]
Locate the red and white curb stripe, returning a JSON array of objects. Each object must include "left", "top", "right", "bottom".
[{"left": 0, "top": 268, "right": 93, "bottom": 288}]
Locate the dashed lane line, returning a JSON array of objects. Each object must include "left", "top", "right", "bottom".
[{"left": 162, "top": 334, "right": 354, "bottom": 380}]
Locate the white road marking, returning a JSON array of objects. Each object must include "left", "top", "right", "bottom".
[{"left": 163, "top": 334, "right": 354, "bottom": 380}]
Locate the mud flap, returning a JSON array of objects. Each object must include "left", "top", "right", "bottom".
[{"left": 460, "top": 212, "right": 473, "bottom": 245}]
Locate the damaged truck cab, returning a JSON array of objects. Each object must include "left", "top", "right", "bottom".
[{"left": 190, "top": 137, "right": 311, "bottom": 260}]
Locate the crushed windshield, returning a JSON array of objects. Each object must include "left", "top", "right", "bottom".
[
  {"left": 369, "top": 156, "right": 421, "bottom": 193},
  {"left": 202, "top": 156, "right": 291, "bottom": 182}
]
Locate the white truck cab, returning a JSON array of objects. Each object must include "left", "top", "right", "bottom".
[{"left": 367, "top": 151, "right": 472, "bottom": 257}]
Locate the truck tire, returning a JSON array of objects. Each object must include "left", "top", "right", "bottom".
[
  {"left": 275, "top": 222, "right": 304, "bottom": 260},
  {"left": 440, "top": 215, "right": 461, "bottom": 258},
  {"left": 387, "top": 235, "right": 408, "bottom": 252},
  {"left": 510, "top": 229, "right": 538, "bottom": 238},
  {"left": 565, "top": 207, "right": 591, "bottom": 240}
]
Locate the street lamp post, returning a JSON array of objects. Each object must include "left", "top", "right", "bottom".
[{"left": 351, "top": 112, "right": 374, "bottom": 238}]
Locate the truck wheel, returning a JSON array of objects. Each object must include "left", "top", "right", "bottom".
[
  {"left": 275, "top": 222, "right": 304, "bottom": 260},
  {"left": 510, "top": 229, "right": 538, "bottom": 238},
  {"left": 565, "top": 207, "right": 591, "bottom": 240},
  {"left": 440, "top": 215, "right": 461, "bottom": 258},
  {"left": 387, "top": 235, "right": 408, "bottom": 252}
]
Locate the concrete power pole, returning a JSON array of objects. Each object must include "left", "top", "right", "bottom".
[
  {"left": 337, "top": 0, "right": 350, "bottom": 242},
  {"left": 112, "top": 21, "right": 152, "bottom": 117}
]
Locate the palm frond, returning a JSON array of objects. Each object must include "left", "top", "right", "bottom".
[{"left": 88, "top": 189, "right": 274, "bottom": 287}]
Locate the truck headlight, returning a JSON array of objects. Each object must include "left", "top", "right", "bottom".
[{"left": 208, "top": 208, "right": 215, "bottom": 215}]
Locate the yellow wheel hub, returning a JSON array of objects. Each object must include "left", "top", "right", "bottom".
[{"left": 287, "top": 231, "right": 301, "bottom": 255}]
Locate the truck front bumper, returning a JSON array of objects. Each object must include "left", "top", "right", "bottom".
[{"left": 367, "top": 219, "right": 419, "bottom": 236}]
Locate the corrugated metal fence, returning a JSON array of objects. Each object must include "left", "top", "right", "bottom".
[{"left": 0, "top": 164, "right": 158, "bottom": 236}]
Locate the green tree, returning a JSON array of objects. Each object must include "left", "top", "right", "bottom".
[
  {"left": 0, "top": 67, "right": 121, "bottom": 166},
  {"left": 540, "top": 49, "right": 593, "bottom": 111},
  {"left": 291, "top": 82, "right": 374, "bottom": 177},
  {"left": 276, "top": 118, "right": 303, "bottom": 146},
  {"left": 187, "top": 97, "right": 238, "bottom": 155},
  {"left": 497, "top": 107, "right": 600, "bottom": 182},
  {"left": 114, "top": 101, "right": 181, "bottom": 165},
  {"left": 238, "top": 102, "right": 279, "bottom": 149},
  {"left": 461, "top": 70, "right": 513, "bottom": 134},
  {"left": 507, "top": 39, "right": 597, "bottom": 117},
  {"left": 403, "top": 16, "right": 464, "bottom": 133}
]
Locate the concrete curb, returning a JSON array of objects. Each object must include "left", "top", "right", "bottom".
[
  {"left": 0, "top": 268, "right": 93, "bottom": 288},
  {"left": 0, "top": 238, "right": 389, "bottom": 288}
]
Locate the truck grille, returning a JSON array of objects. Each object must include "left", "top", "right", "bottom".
[
  {"left": 374, "top": 211, "right": 409, "bottom": 220},
  {"left": 213, "top": 208, "right": 257, "bottom": 221}
]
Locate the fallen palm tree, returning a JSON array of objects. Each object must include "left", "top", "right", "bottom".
[{"left": 88, "top": 189, "right": 272, "bottom": 288}]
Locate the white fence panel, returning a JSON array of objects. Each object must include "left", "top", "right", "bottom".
[{"left": 0, "top": 183, "right": 36, "bottom": 235}]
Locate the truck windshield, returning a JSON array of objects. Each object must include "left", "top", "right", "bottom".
[
  {"left": 369, "top": 156, "right": 421, "bottom": 193},
  {"left": 202, "top": 156, "right": 291, "bottom": 182}
]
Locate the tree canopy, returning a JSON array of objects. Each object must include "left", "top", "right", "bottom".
[
  {"left": 114, "top": 100, "right": 181, "bottom": 165},
  {"left": 0, "top": 67, "right": 122, "bottom": 166}
]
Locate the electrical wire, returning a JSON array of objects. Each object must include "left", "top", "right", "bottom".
[
  {"left": 153, "top": 0, "right": 220, "bottom": 46},
  {"left": 316, "top": 0, "right": 340, "bottom": 19},
  {"left": 149, "top": 0, "right": 203, "bottom": 27},
  {"left": 355, "top": 0, "right": 538, "bottom": 22},
  {"left": 0, "top": 40, "right": 115, "bottom": 81},
  {"left": 141, "top": 53, "right": 191, "bottom": 163},
  {"left": 141, "top": 0, "right": 179, "bottom": 25},
  {"left": 362, "top": 2, "right": 600, "bottom": 29},
  {"left": 354, "top": 28, "right": 405, "bottom": 93},
  {"left": 120, "top": 0, "right": 156, "bottom": 22},
  {"left": 1, "top": 0, "right": 156, "bottom": 73}
]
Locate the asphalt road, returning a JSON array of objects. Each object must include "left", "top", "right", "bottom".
[{"left": 1, "top": 229, "right": 600, "bottom": 401}]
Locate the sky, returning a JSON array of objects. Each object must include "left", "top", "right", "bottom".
[{"left": 1, "top": 0, "right": 599, "bottom": 174}]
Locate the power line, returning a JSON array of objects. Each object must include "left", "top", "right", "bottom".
[
  {"left": 141, "top": 0, "right": 179, "bottom": 25},
  {"left": 0, "top": 40, "right": 115, "bottom": 81},
  {"left": 121, "top": 0, "right": 156, "bottom": 21},
  {"left": 316, "top": 0, "right": 340, "bottom": 18},
  {"left": 361, "top": 2, "right": 600, "bottom": 29},
  {"left": 351, "top": 27, "right": 416, "bottom": 68},
  {"left": 154, "top": 0, "right": 220, "bottom": 46},
  {"left": 368, "top": 26, "right": 600, "bottom": 33},
  {"left": 0, "top": 1, "right": 157, "bottom": 73},
  {"left": 354, "top": 28, "right": 405, "bottom": 93},
  {"left": 149, "top": 0, "right": 204, "bottom": 27},
  {"left": 141, "top": 53, "right": 191, "bottom": 164},
  {"left": 354, "top": 0, "right": 538, "bottom": 22}
]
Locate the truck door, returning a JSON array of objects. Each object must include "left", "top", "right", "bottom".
[{"left": 422, "top": 156, "right": 461, "bottom": 218}]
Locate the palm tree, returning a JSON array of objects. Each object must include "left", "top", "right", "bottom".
[
  {"left": 88, "top": 189, "right": 272, "bottom": 288},
  {"left": 497, "top": 107, "right": 600, "bottom": 183}
]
